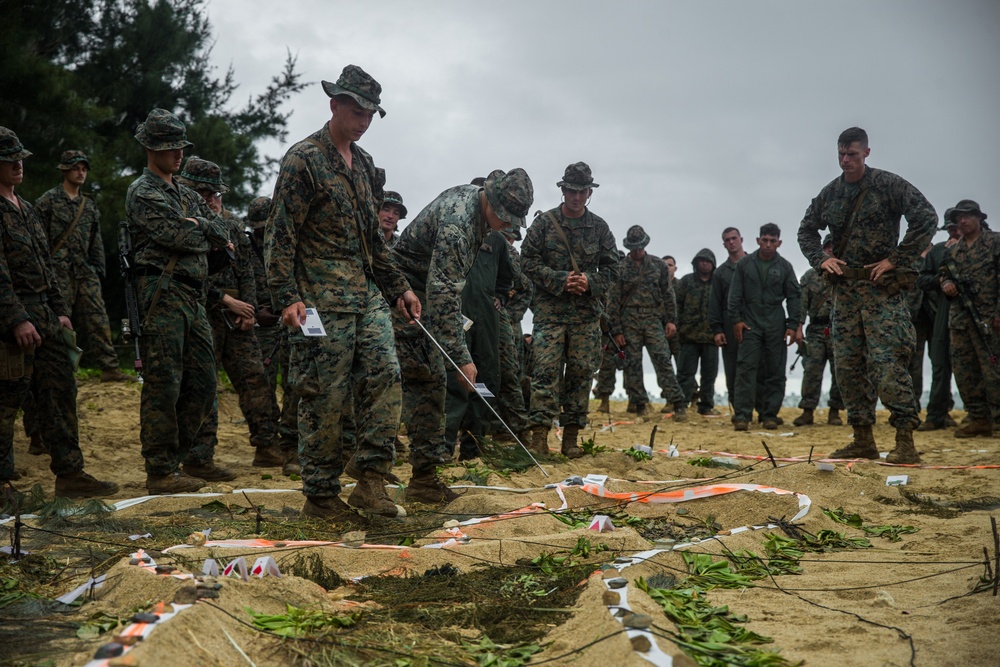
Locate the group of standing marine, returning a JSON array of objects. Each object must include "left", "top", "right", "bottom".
[{"left": 2, "top": 65, "right": 998, "bottom": 511}]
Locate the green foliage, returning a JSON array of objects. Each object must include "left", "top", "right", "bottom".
[
  {"left": 461, "top": 636, "right": 543, "bottom": 667},
  {"left": 76, "top": 611, "right": 121, "bottom": 640},
  {"left": 624, "top": 447, "right": 653, "bottom": 462},
  {"left": 822, "top": 507, "right": 919, "bottom": 542},
  {"left": 638, "top": 578, "right": 799, "bottom": 667},
  {"left": 580, "top": 437, "right": 606, "bottom": 457},
  {"left": 0, "top": 578, "right": 40, "bottom": 610},
  {"left": 460, "top": 462, "right": 494, "bottom": 486},
  {"left": 2, "top": 0, "right": 305, "bottom": 324},
  {"left": 246, "top": 604, "right": 359, "bottom": 638},
  {"left": 530, "top": 538, "right": 606, "bottom": 574}
]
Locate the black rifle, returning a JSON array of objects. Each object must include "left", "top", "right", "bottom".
[
  {"left": 942, "top": 255, "right": 998, "bottom": 365},
  {"left": 117, "top": 221, "right": 143, "bottom": 376}
]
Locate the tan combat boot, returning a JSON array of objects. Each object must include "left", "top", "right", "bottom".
[
  {"left": 561, "top": 425, "right": 585, "bottom": 459},
  {"left": 348, "top": 469, "right": 400, "bottom": 517},
  {"left": 100, "top": 368, "right": 136, "bottom": 383},
  {"left": 302, "top": 495, "right": 361, "bottom": 523},
  {"left": 886, "top": 429, "right": 921, "bottom": 464},
  {"left": 673, "top": 404, "right": 689, "bottom": 423},
  {"left": 281, "top": 449, "right": 301, "bottom": 476},
  {"left": 827, "top": 409, "right": 843, "bottom": 426},
  {"left": 793, "top": 409, "right": 814, "bottom": 426},
  {"left": 828, "top": 425, "right": 880, "bottom": 459},
  {"left": 146, "top": 470, "right": 205, "bottom": 495},
  {"left": 54, "top": 471, "right": 119, "bottom": 498},
  {"left": 252, "top": 444, "right": 285, "bottom": 467},
  {"left": 183, "top": 462, "right": 237, "bottom": 482},
  {"left": 596, "top": 395, "right": 611, "bottom": 413},
  {"left": 529, "top": 426, "right": 550, "bottom": 457},
  {"left": 28, "top": 432, "right": 47, "bottom": 456},
  {"left": 405, "top": 466, "right": 459, "bottom": 504},
  {"left": 954, "top": 420, "right": 993, "bottom": 438}
]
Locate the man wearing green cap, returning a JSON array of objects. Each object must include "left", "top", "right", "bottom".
[
  {"left": 609, "top": 225, "right": 687, "bottom": 419},
  {"left": 792, "top": 234, "right": 844, "bottom": 427},
  {"left": 126, "top": 109, "right": 233, "bottom": 494},
  {"left": 522, "top": 162, "right": 619, "bottom": 458},
  {"left": 379, "top": 191, "right": 406, "bottom": 246},
  {"left": 915, "top": 212, "right": 960, "bottom": 431},
  {"left": 392, "top": 167, "right": 533, "bottom": 499},
  {"left": 177, "top": 157, "right": 284, "bottom": 477},
  {"left": 0, "top": 127, "right": 118, "bottom": 496},
  {"left": 940, "top": 200, "right": 1000, "bottom": 438},
  {"left": 267, "top": 65, "right": 420, "bottom": 520},
  {"left": 798, "top": 126, "right": 936, "bottom": 463},
  {"left": 33, "top": 150, "right": 129, "bottom": 383}
]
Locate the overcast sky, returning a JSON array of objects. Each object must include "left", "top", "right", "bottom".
[{"left": 207, "top": 0, "right": 999, "bottom": 398}]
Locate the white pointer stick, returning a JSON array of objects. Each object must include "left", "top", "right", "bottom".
[{"left": 412, "top": 317, "right": 548, "bottom": 477}]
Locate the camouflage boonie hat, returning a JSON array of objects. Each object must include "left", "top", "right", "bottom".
[
  {"left": 501, "top": 225, "right": 522, "bottom": 241},
  {"left": 322, "top": 65, "right": 386, "bottom": 118},
  {"left": 134, "top": 108, "right": 194, "bottom": 151},
  {"left": 822, "top": 233, "right": 833, "bottom": 246},
  {"left": 177, "top": 156, "right": 229, "bottom": 194},
  {"left": 949, "top": 199, "right": 987, "bottom": 222},
  {"left": 381, "top": 190, "right": 407, "bottom": 219},
  {"left": 484, "top": 168, "right": 534, "bottom": 228},
  {"left": 623, "top": 225, "right": 650, "bottom": 250},
  {"left": 556, "top": 161, "right": 599, "bottom": 190},
  {"left": 939, "top": 207, "right": 957, "bottom": 230},
  {"left": 246, "top": 196, "right": 272, "bottom": 229},
  {"left": 0, "top": 127, "right": 31, "bottom": 161},
  {"left": 56, "top": 150, "right": 89, "bottom": 170}
]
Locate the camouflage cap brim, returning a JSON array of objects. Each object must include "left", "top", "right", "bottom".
[
  {"left": 176, "top": 175, "right": 230, "bottom": 194},
  {"left": 0, "top": 147, "right": 32, "bottom": 162},
  {"left": 623, "top": 232, "right": 650, "bottom": 250},
  {"left": 322, "top": 80, "right": 387, "bottom": 118},
  {"left": 556, "top": 180, "right": 599, "bottom": 190},
  {"left": 135, "top": 129, "right": 194, "bottom": 152},
  {"left": 57, "top": 158, "right": 90, "bottom": 170}
]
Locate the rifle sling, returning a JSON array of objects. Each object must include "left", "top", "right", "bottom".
[
  {"left": 140, "top": 197, "right": 187, "bottom": 328},
  {"left": 50, "top": 196, "right": 87, "bottom": 255},
  {"left": 544, "top": 211, "right": 580, "bottom": 274}
]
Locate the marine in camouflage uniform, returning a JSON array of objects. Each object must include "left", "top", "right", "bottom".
[
  {"left": 914, "top": 214, "right": 959, "bottom": 431},
  {"left": 443, "top": 229, "right": 513, "bottom": 458},
  {"left": 125, "top": 110, "right": 232, "bottom": 494},
  {"left": 593, "top": 248, "right": 626, "bottom": 411},
  {"left": 675, "top": 248, "right": 720, "bottom": 415},
  {"left": 793, "top": 235, "right": 845, "bottom": 426},
  {"left": 379, "top": 190, "right": 406, "bottom": 247},
  {"left": 728, "top": 223, "right": 801, "bottom": 430},
  {"left": 663, "top": 256, "right": 682, "bottom": 359},
  {"left": 939, "top": 201, "right": 1000, "bottom": 438},
  {"left": 0, "top": 127, "right": 118, "bottom": 496},
  {"left": 506, "top": 243, "right": 535, "bottom": 413},
  {"left": 34, "top": 151, "right": 127, "bottom": 380},
  {"left": 266, "top": 66, "right": 417, "bottom": 519},
  {"left": 609, "top": 225, "right": 687, "bottom": 418},
  {"left": 905, "top": 243, "right": 935, "bottom": 412},
  {"left": 496, "top": 227, "right": 531, "bottom": 438},
  {"left": 245, "top": 196, "right": 300, "bottom": 467},
  {"left": 798, "top": 127, "right": 936, "bottom": 463},
  {"left": 521, "top": 162, "right": 619, "bottom": 458},
  {"left": 391, "top": 169, "right": 532, "bottom": 496},
  {"left": 177, "top": 159, "right": 284, "bottom": 476}
]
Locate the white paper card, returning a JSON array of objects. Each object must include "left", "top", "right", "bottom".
[
  {"left": 300, "top": 308, "right": 327, "bottom": 337},
  {"left": 886, "top": 475, "right": 909, "bottom": 486},
  {"left": 474, "top": 383, "right": 495, "bottom": 398}
]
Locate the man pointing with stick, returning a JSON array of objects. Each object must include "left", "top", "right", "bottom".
[{"left": 391, "top": 169, "right": 534, "bottom": 502}]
